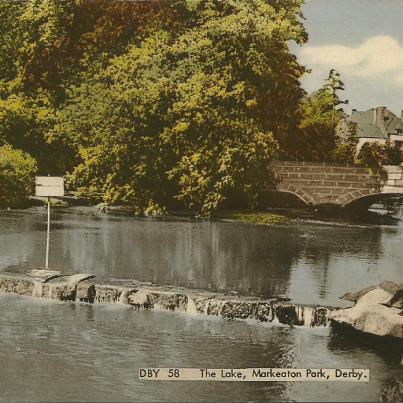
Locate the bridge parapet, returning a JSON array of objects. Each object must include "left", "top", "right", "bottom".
[
  {"left": 270, "top": 161, "right": 403, "bottom": 208},
  {"left": 382, "top": 165, "right": 403, "bottom": 193}
]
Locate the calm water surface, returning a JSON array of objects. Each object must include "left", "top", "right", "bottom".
[
  {"left": 1, "top": 206, "right": 402, "bottom": 306},
  {"left": 0, "top": 206, "right": 402, "bottom": 401}
]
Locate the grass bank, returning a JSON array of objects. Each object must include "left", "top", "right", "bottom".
[{"left": 213, "top": 210, "right": 291, "bottom": 225}]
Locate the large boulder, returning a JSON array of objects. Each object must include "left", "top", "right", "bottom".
[{"left": 329, "top": 281, "right": 403, "bottom": 338}]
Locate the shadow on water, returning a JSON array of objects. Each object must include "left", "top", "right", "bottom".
[
  {"left": 328, "top": 322, "right": 403, "bottom": 366},
  {"left": 269, "top": 206, "right": 401, "bottom": 226}
]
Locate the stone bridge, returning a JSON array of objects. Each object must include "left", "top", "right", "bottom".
[{"left": 271, "top": 161, "right": 403, "bottom": 209}]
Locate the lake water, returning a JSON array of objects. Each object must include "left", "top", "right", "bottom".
[{"left": 0, "top": 206, "right": 402, "bottom": 401}]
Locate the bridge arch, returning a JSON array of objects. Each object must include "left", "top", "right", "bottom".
[
  {"left": 275, "top": 188, "right": 311, "bottom": 207},
  {"left": 341, "top": 192, "right": 403, "bottom": 210},
  {"left": 271, "top": 161, "right": 403, "bottom": 210},
  {"left": 278, "top": 184, "right": 314, "bottom": 206}
]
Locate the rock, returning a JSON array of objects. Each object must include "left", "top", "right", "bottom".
[
  {"left": 253, "top": 302, "right": 273, "bottom": 323},
  {"left": 276, "top": 296, "right": 292, "bottom": 303},
  {"left": 381, "top": 376, "right": 403, "bottom": 402},
  {"left": 92, "top": 284, "right": 135, "bottom": 304},
  {"left": 76, "top": 283, "right": 96, "bottom": 303},
  {"left": 67, "top": 273, "right": 95, "bottom": 285},
  {"left": 27, "top": 269, "right": 62, "bottom": 283},
  {"left": 329, "top": 282, "right": 403, "bottom": 339},
  {"left": 147, "top": 292, "right": 188, "bottom": 311},
  {"left": 340, "top": 285, "right": 377, "bottom": 303},
  {"left": 128, "top": 290, "right": 151, "bottom": 310},
  {"left": 273, "top": 304, "right": 297, "bottom": 325},
  {"left": 221, "top": 301, "right": 253, "bottom": 319},
  {"left": 224, "top": 290, "right": 239, "bottom": 297},
  {"left": 385, "top": 289, "right": 403, "bottom": 310},
  {"left": 0, "top": 275, "right": 34, "bottom": 295},
  {"left": 95, "top": 203, "right": 109, "bottom": 213}
]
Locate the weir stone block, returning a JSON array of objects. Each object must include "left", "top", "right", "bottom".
[{"left": 0, "top": 272, "right": 336, "bottom": 329}]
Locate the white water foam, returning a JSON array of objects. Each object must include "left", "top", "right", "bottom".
[
  {"left": 32, "top": 281, "right": 43, "bottom": 298},
  {"left": 185, "top": 297, "right": 198, "bottom": 316},
  {"left": 118, "top": 290, "right": 129, "bottom": 305},
  {"left": 302, "top": 306, "right": 314, "bottom": 327}
]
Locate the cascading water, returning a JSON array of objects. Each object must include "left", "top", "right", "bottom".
[
  {"left": 32, "top": 281, "right": 43, "bottom": 298},
  {"left": 0, "top": 273, "right": 332, "bottom": 329},
  {"left": 118, "top": 289, "right": 129, "bottom": 305},
  {"left": 185, "top": 296, "right": 198, "bottom": 316}
]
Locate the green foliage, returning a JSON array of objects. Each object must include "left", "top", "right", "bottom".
[
  {"left": 216, "top": 211, "right": 290, "bottom": 225},
  {"left": 0, "top": 144, "right": 37, "bottom": 207},
  {"left": 0, "top": 92, "right": 75, "bottom": 174},
  {"left": 356, "top": 141, "right": 402, "bottom": 174},
  {"left": 332, "top": 121, "right": 358, "bottom": 164},
  {"left": 296, "top": 70, "right": 351, "bottom": 162},
  {"left": 56, "top": 0, "right": 306, "bottom": 216},
  {"left": 385, "top": 141, "right": 403, "bottom": 165},
  {"left": 143, "top": 202, "right": 168, "bottom": 217},
  {"left": 1, "top": 0, "right": 308, "bottom": 215}
]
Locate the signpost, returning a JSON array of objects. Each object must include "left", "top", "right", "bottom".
[{"left": 35, "top": 176, "right": 64, "bottom": 269}]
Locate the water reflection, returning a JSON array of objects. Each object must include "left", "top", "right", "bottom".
[{"left": 0, "top": 206, "right": 402, "bottom": 306}]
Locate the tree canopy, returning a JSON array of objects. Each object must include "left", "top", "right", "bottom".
[
  {"left": 1, "top": 0, "right": 309, "bottom": 214},
  {"left": 8, "top": 1, "right": 374, "bottom": 213}
]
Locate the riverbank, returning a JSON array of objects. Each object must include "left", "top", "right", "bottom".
[
  {"left": 6, "top": 195, "right": 403, "bottom": 228},
  {"left": 212, "top": 211, "right": 291, "bottom": 225}
]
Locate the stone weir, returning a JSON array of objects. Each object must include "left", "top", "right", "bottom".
[{"left": 0, "top": 272, "right": 331, "bottom": 328}]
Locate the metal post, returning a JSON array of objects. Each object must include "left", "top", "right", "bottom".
[{"left": 45, "top": 197, "right": 50, "bottom": 269}]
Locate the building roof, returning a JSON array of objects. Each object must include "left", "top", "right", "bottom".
[
  {"left": 387, "top": 115, "right": 403, "bottom": 133},
  {"left": 347, "top": 107, "right": 403, "bottom": 139},
  {"left": 355, "top": 123, "right": 387, "bottom": 139}
]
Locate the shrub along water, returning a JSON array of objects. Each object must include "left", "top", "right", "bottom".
[{"left": 0, "top": 145, "right": 37, "bottom": 208}]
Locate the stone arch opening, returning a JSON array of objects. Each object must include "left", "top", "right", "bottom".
[
  {"left": 342, "top": 193, "right": 402, "bottom": 211},
  {"left": 275, "top": 188, "right": 312, "bottom": 207}
]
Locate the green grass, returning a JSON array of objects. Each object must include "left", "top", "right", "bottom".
[{"left": 214, "top": 211, "right": 290, "bottom": 225}]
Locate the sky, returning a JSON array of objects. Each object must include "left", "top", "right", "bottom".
[{"left": 291, "top": 0, "right": 403, "bottom": 115}]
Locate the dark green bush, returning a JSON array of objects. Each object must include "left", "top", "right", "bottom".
[
  {"left": 0, "top": 144, "right": 37, "bottom": 208},
  {"left": 356, "top": 141, "right": 402, "bottom": 176}
]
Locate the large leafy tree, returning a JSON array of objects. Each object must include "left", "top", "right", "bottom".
[
  {"left": 0, "top": 144, "right": 37, "bottom": 208},
  {"left": 58, "top": 0, "right": 307, "bottom": 215},
  {"left": 1, "top": 0, "right": 307, "bottom": 214}
]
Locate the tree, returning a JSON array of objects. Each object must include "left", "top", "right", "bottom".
[
  {"left": 332, "top": 121, "right": 358, "bottom": 164},
  {"left": 0, "top": 0, "right": 308, "bottom": 214},
  {"left": 0, "top": 144, "right": 37, "bottom": 208},
  {"left": 297, "top": 69, "right": 349, "bottom": 161},
  {"left": 357, "top": 141, "right": 402, "bottom": 175},
  {"left": 324, "top": 69, "right": 348, "bottom": 126},
  {"left": 57, "top": 0, "right": 307, "bottom": 215},
  {"left": 0, "top": 0, "right": 181, "bottom": 175}
]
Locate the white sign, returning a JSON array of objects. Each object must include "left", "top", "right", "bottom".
[
  {"left": 35, "top": 176, "right": 64, "bottom": 197},
  {"left": 138, "top": 368, "right": 370, "bottom": 382}
]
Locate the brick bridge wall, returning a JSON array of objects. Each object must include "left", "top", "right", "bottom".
[
  {"left": 382, "top": 165, "right": 403, "bottom": 193},
  {"left": 270, "top": 161, "right": 384, "bottom": 207}
]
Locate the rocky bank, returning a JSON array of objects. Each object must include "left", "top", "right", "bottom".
[{"left": 328, "top": 281, "right": 403, "bottom": 339}]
